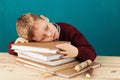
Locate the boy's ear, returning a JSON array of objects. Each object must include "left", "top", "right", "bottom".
[{"left": 40, "top": 15, "right": 49, "bottom": 22}]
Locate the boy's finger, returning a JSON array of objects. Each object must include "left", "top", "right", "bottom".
[
  {"left": 56, "top": 44, "right": 68, "bottom": 50},
  {"left": 61, "top": 55, "right": 70, "bottom": 58},
  {"left": 57, "top": 50, "right": 67, "bottom": 54}
]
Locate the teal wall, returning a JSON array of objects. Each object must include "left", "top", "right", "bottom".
[{"left": 0, "top": 0, "right": 120, "bottom": 56}]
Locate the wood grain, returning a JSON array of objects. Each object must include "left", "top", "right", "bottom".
[{"left": 0, "top": 53, "right": 120, "bottom": 80}]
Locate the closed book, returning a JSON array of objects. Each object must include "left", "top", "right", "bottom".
[
  {"left": 12, "top": 41, "right": 70, "bottom": 54},
  {"left": 15, "top": 57, "right": 79, "bottom": 71},
  {"left": 16, "top": 61, "right": 47, "bottom": 72},
  {"left": 15, "top": 50, "right": 63, "bottom": 61},
  {"left": 16, "top": 57, "right": 101, "bottom": 78},
  {"left": 55, "top": 62, "right": 101, "bottom": 78},
  {"left": 17, "top": 53, "right": 75, "bottom": 66}
]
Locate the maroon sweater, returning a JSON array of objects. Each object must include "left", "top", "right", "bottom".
[{"left": 8, "top": 22, "right": 96, "bottom": 61}]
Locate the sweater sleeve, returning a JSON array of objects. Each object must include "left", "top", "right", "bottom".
[
  {"left": 8, "top": 41, "right": 18, "bottom": 56},
  {"left": 57, "top": 22, "right": 96, "bottom": 62},
  {"left": 73, "top": 32, "right": 96, "bottom": 62},
  {"left": 76, "top": 46, "right": 96, "bottom": 62}
]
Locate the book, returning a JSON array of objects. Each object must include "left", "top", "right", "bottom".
[
  {"left": 12, "top": 41, "right": 70, "bottom": 54},
  {"left": 15, "top": 57, "right": 101, "bottom": 78},
  {"left": 17, "top": 53, "right": 75, "bottom": 66},
  {"left": 15, "top": 50, "right": 64, "bottom": 61},
  {"left": 55, "top": 62, "right": 101, "bottom": 78},
  {"left": 15, "top": 57, "right": 79, "bottom": 71},
  {"left": 16, "top": 61, "right": 47, "bottom": 72}
]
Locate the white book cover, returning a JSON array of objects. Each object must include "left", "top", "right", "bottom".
[
  {"left": 17, "top": 53, "right": 75, "bottom": 66},
  {"left": 12, "top": 45, "right": 57, "bottom": 54},
  {"left": 11, "top": 41, "right": 70, "bottom": 54},
  {"left": 15, "top": 50, "right": 63, "bottom": 61}
]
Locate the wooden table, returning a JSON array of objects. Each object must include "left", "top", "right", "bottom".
[{"left": 0, "top": 53, "right": 120, "bottom": 80}]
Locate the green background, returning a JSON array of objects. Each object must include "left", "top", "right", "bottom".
[{"left": 0, "top": 0, "right": 120, "bottom": 56}]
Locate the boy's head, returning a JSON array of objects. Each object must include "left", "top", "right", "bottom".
[
  {"left": 16, "top": 13, "right": 40, "bottom": 41},
  {"left": 16, "top": 13, "right": 59, "bottom": 42}
]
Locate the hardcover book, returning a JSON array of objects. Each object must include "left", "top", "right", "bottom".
[
  {"left": 15, "top": 50, "right": 64, "bottom": 61},
  {"left": 17, "top": 53, "right": 75, "bottom": 66},
  {"left": 15, "top": 57, "right": 78, "bottom": 71},
  {"left": 15, "top": 57, "right": 101, "bottom": 78},
  {"left": 55, "top": 62, "right": 101, "bottom": 78},
  {"left": 12, "top": 41, "right": 70, "bottom": 54}
]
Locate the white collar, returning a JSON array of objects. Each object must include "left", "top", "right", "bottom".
[{"left": 52, "top": 23, "right": 61, "bottom": 41}]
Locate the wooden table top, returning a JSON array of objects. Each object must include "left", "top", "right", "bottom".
[{"left": 0, "top": 53, "right": 120, "bottom": 80}]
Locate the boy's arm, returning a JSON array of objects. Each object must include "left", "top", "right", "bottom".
[
  {"left": 76, "top": 46, "right": 96, "bottom": 62},
  {"left": 8, "top": 41, "right": 18, "bottom": 56},
  {"left": 8, "top": 37, "right": 28, "bottom": 56}
]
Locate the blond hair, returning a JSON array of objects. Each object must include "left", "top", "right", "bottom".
[{"left": 16, "top": 13, "right": 40, "bottom": 41}]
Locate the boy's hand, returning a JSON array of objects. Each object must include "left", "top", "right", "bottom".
[
  {"left": 56, "top": 43, "right": 78, "bottom": 58},
  {"left": 15, "top": 37, "right": 28, "bottom": 43}
]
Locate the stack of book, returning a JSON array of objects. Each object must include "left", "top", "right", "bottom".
[{"left": 11, "top": 41, "right": 76, "bottom": 72}]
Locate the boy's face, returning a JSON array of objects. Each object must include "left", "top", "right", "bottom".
[{"left": 32, "top": 19, "right": 59, "bottom": 42}]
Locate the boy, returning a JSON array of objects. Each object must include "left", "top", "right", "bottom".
[{"left": 8, "top": 13, "right": 96, "bottom": 61}]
